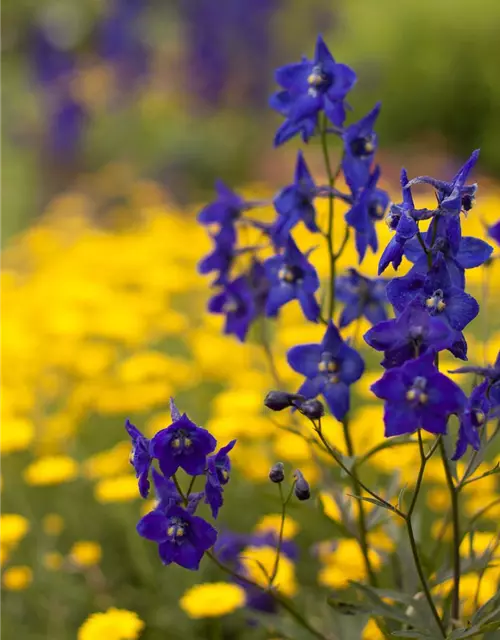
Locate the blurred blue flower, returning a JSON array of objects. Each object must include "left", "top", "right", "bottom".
[
  {"left": 137, "top": 505, "right": 217, "bottom": 570},
  {"left": 150, "top": 468, "right": 182, "bottom": 511},
  {"left": 151, "top": 414, "right": 217, "bottom": 478},
  {"left": 125, "top": 419, "right": 152, "bottom": 498},
  {"left": 29, "top": 26, "right": 75, "bottom": 86},
  {"left": 205, "top": 439, "right": 237, "bottom": 519},
  {"left": 406, "top": 149, "right": 479, "bottom": 215},
  {"left": 487, "top": 220, "right": 500, "bottom": 247},
  {"left": 371, "top": 351, "right": 466, "bottom": 437},
  {"left": 208, "top": 276, "right": 255, "bottom": 342},
  {"left": 287, "top": 322, "right": 364, "bottom": 421},
  {"left": 48, "top": 92, "right": 87, "bottom": 160},
  {"left": 198, "top": 229, "right": 236, "bottom": 286},
  {"left": 271, "top": 35, "right": 356, "bottom": 145},
  {"left": 336, "top": 269, "right": 388, "bottom": 328},
  {"left": 364, "top": 298, "right": 454, "bottom": 368},
  {"left": 452, "top": 380, "right": 489, "bottom": 460},
  {"left": 342, "top": 102, "right": 381, "bottom": 192},
  {"left": 272, "top": 151, "right": 319, "bottom": 246},
  {"left": 344, "top": 166, "right": 389, "bottom": 263},
  {"left": 264, "top": 238, "right": 320, "bottom": 322}
]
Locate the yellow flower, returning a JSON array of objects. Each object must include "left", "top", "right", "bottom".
[
  {"left": 78, "top": 608, "right": 144, "bottom": 640},
  {"left": 240, "top": 545, "right": 297, "bottom": 597},
  {"left": 179, "top": 582, "right": 246, "bottom": 618},
  {"left": 0, "top": 417, "right": 34, "bottom": 453},
  {"left": 43, "top": 551, "right": 63, "bottom": 571},
  {"left": 94, "top": 475, "right": 139, "bottom": 503},
  {"left": 319, "top": 539, "right": 381, "bottom": 589},
  {"left": 83, "top": 442, "right": 131, "bottom": 480},
  {"left": 24, "top": 455, "right": 79, "bottom": 486},
  {"left": 1, "top": 514, "right": 29, "bottom": 547},
  {"left": 70, "top": 541, "right": 102, "bottom": 566},
  {"left": 254, "top": 514, "right": 299, "bottom": 540},
  {"left": 42, "top": 513, "right": 65, "bottom": 536},
  {"left": 2, "top": 565, "right": 33, "bottom": 591},
  {"left": 362, "top": 618, "right": 385, "bottom": 639}
]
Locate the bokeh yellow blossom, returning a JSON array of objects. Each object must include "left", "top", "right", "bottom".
[
  {"left": 240, "top": 546, "right": 297, "bottom": 596},
  {"left": 179, "top": 582, "right": 246, "bottom": 618},
  {"left": 0, "top": 514, "right": 29, "bottom": 547},
  {"left": 24, "top": 455, "right": 79, "bottom": 486},
  {"left": 77, "top": 608, "right": 144, "bottom": 640},
  {"left": 70, "top": 541, "right": 103, "bottom": 567},
  {"left": 2, "top": 565, "right": 33, "bottom": 591}
]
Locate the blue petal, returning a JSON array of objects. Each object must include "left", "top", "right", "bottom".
[
  {"left": 265, "top": 284, "right": 295, "bottom": 317},
  {"left": 297, "top": 290, "right": 320, "bottom": 322},
  {"left": 384, "top": 403, "right": 418, "bottom": 437},
  {"left": 322, "top": 381, "right": 350, "bottom": 421},
  {"left": 137, "top": 511, "right": 168, "bottom": 542},
  {"left": 444, "top": 288, "right": 479, "bottom": 331},
  {"left": 338, "top": 345, "right": 365, "bottom": 384},
  {"left": 456, "top": 237, "right": 493, "bottom": 269},
  {"left": 287, "top": 344, "right": 322, "bottom": 377}
]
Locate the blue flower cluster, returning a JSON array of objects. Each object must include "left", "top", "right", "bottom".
[
  {"left": 365, "top": 156, "right": 500, "bottom": 457},
  {"left": 126, "top": 398, "right": 236, "bottom": 570}
]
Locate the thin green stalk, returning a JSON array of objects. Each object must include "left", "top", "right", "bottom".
[
  {"left": 172, "top": 474, "right": 187, "bottom": 504},
  {"left": 341, "top": 419, "right": 378, "bottom": 586},
  {"left": 206, "top": 551, "right": 329, "bottom": 640},
  {"left": 416, "top": 230, "right": 432, "bottom": 270},
  {"left": 404, "top": 431, "right": 446, "bottom": 637},
  {"left": 439, "top": 439, "right": 460, "bottom": 624},
  {"left": 319, "top": 114, "right": 337, "bottom": 319},
  {"left": 269, "top": 482, "right": 295, "bottom": 587},
  {"left": 186, "top": 476, "right": 197, "bottom": 499}
]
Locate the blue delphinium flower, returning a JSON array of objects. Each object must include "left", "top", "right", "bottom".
[
  {"left": 205, "top": 440, "right": 237, "bottom": 519},
  {"left": 208, "top": 275, "right": 255, "bottom": 342},
  {"left": 198, "top": 180, "right": 250, "bottom": 244},
  {"left": 403, "top": 216, "right": 493, "bottom": 288},
  {"left": 125, "top": 419, "right": 152, "bottom": 498},
  {"left": 137, "top": 504, "right": 217, "bottom": 570},
  {"left": 449, "top": 351, "right": 500, "bottom": 406},
  {"left": 270, "top": 35, "right": 356, "bottom": 146},
  {"left": 487, "top": 220, "right": 500, "bottom": 247},
  {"left": 364, "top": 298, "right": 453, "bottom": 368},
  {"left": 406, "top": 149, "right": 479, "bottom": 215},
  {"left": 264, "top": 237, "right": 320, "bottom": 321},
  {"left": 452, "top": 380, "right": 490, "bottom": 460},
  {"left": 151, "top": 413, "right": 217, "bottom": 478},
  {"left": 270, "top": 91, "right": 318, "bottom": 147},
  {"left": 378, "top": 169, "right": 435, "bottom": 275},
  {"left": 342, "top": 103, "right": 381, "bottom": 192},
  {"left": 336, "top": 268, "right": 388, "bottom": 328},
  {"left": 371, "top": 352, "right": 466, "bottom": 437},
  {"left": 198, "top": 229, "right": 236, "bottom": 286},
  {"left": 344, "top": 166, "right": 390, "bottom": 263},
  {"left": 150, "top": 468, "right": 182, "bottom": 511},
  {"left": 287, "top": 322, "right": 364, "bottom": 421},
  {"left": 272, "top": 151, "right": 320, "bottom": 246}
]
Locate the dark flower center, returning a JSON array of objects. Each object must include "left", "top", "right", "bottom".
[
  {"left": 318, "top": 351, "right": 339, "bottom": 383},
  {"left": 385, "top": 207, "right": 401, "bottom": 231},
  {"left": 406, "top": 376, "right": 428, "bottom": 404},
  {"left": 167, "top": 517, "right": 188, "bottom": 541},
  {"left": 461, "top": 194, "right": 475, "bottom": 212},
  {"left": 279, "top": 264, "right": 304, "bottom": 284},
  {"left": 171, "top": 429, "right": 193, "bottom": 452},
  {"left": 425, "top": 288, "right": 446, "bottom": 313},
  {"left": 350, "top": 135, "right": 375, "bottom": 158},
  {"left": 368, "top": 198, "right": 386, "bottom": 221}
]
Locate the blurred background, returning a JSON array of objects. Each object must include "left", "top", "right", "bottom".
[{"left": 2, "top": 1, "right": 500, "bottom": 639}]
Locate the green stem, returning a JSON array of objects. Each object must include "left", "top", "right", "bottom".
[
  {"left": 172, "top": 474, "right": 187, "bottom": 504},
  {"left": 185, "top": 476, "right": 197, "bottom": 499},
  {"left": 206, "top": 551, "right": 328, "bottom": 640},
  {"left": 416, "top": 230, "right": 432, "bottom": 270},
  {"left": 439, "top": 439, "right": 460, "bottom": 624},
  {"left": 320, "top": 114, "right": 337, "bottom": 319},
  {"left": 269, "top": 482, "right": 294, "bottom": 587},
  {"left": 341, "top": 419, "right": 378, "bottom": 586}
]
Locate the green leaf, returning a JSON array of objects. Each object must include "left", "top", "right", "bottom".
[
  {"left": 326, "top": 598, "right": 368, "bottom": 616},
  {"left": 472, "top": 590, "right": 500, "bottom": 625},
  {"left": 351, "top": 582, "right": 423, "bottom": 626},
  {"left": 461, "top": 462, "right": 500, "bottom": 488},
  {"left": 398, "top": 484, "right": 408, "bottom": 511},
  {"left": 391, "top": 631, "right": 437, "bottom": 638},
  {"left": 347, "top": 494, "right": 397, "bottom": 513}
]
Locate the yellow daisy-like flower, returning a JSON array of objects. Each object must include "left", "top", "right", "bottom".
[
  {"left": 2, "top": 565, "right": 33, "bottom": 591},
  {"left": 94, "top": 474, "right": 139, "bottom": 503},
  {"left": 254, "top": 514, "right": 300, "bottom": 540},
  {"left": 319, "top": 539, "right": 381, "bottom": 589},
  {"left": 24, "top": 455, "right": 79, "bottom": 486},
  {"left": 42, "top": 513, "right": 65, "bottom": 536},
  {"left": 70, "top": 541, "right": 102, "bottom": 566},
  {"left": 78, "top": 608, "right": 144, "bottom": 640},
  {"left": 179, "top": 582, "right": 246, "bottom": 618},
  {"left": 0, "top": 417, "right": 34, "bottom": 454},
  {"left": 240, "top": 545, "right": 297, "bottom": 597},
  {"left": 0, "top": 513, "right": 29, "bottom": 547}
]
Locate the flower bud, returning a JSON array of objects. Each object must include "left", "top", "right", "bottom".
[
  {"left": 269, "top": 462, "right": 285, "bottom": 483},
  {"left": 298, "top": 398, "right": 324, "bottom": 420},
  {"left": 264, "top": 391, "right": 304, "bottom": 411},
  {"left": 293, "top": 469, "right": 310, "bottom": 501}
]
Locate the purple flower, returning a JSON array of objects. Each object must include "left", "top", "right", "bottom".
[
  {"left": 344, "top": 166, "right": 389, "bottom": 263},
  {"left": 150, "top": 468, "right": 182, "bottom": 512},
  {"left": 208, "top": 276, "right": 256, "bottom": 342},
  {"left": 342, "top": 103, "right": 381, "bottom": 192},
  {"left": 205, "top": 440, "right": 237, "bottom": 519},
  {"left": 371, "top": 352, "right": 466, "bottom": 437},
  {"left": 364, "top": 298, "right": 454, "bottom": 368},
  {"left": 272, "top": 151, "right": 320, "bottom": 247},
  {"left": 449, "top": 351, "right": 500, "bottom": 408},
  {"left": 125, "top": 419, "right": 152, "bottom": 498},
  {"left": 487, "top": 220, "right": 500, "bottom": 247},
  {"left": 151, "top": 414, "right": 217, "bottom": 479},
  {"left": 264, "top": 238, "right": 320, "bottom": 322},
  {"left": 452, "top": 381, "right": 490, "bottom": 460},
  {"left": 287, "top": 322, "right": 365, "bottom": 421},
  {"left": 198, "top": 180, "right": 249, "bottom": 244},
  {"left": 406, "top": 150, "right": 479, "bottom": 215},
  {"left": 336, "top": 269, "right": 388, "bottom": 328},
  {"left": 198, "top": 228, "right": 236, "bottom": 286},
  {"left": 247, "top": 258, "right": 271, "bottom": 316},
  {"left": 403, "top": 216, "right": 493, "bottom": 288},
  {"left": 137, "top": 505, "right": 217, "bottom": 570},
  {"left": 378, "top": 168, "right": 433, "bottom": 275},
  {"left": 270, "top": 35, "right": 356, "bottom": 145}
]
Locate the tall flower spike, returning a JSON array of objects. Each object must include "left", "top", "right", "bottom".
[
  {"left": 208, "top": 275, "right": 256, "bottom": 342},
  {"left": 125, "top": 419, "right": 152, "bottom": 499},
  {"left": 264, "top": 237, "right": 320, "bottom": 322},
  {"left": 287, "top": 322, "right": 364, "bottom": 421},
  {"left": 197, "top": 180, "right": 248, "bottom": 244},
  {"left": 342, "top": 102, "right": 381, "bottom": 193},
  {"left": 336, "top": 268, "right": 388, "bottom": 328},
  {"left": 371, "top": 352, "right": 466, "bottom": 437},
  {"left": 204, "top": 440, "right": 237, "bottom": 519},
  {"left": 452, "top": 380, "right": 490, "bottom": 461}
]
